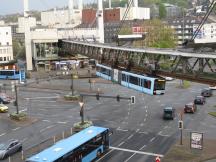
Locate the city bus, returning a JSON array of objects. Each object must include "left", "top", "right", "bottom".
[
  {"left": 26, "top": 126, "right": 110, "bottom": 162},
  {"left": 0, "top": 69, "right": 25, "bottom": 81}
]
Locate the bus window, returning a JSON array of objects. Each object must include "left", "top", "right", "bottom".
[{"left": 143, "top": 79, "right": 151, "bottom": 89}]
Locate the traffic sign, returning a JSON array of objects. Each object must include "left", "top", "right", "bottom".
[{"left": 155, "top": 156, "right": 160, "bottom": 162}]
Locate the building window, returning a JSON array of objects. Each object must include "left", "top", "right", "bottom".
[
  {"left": 4, "top": 57, "right": 6, "bottom": 61},
  {"left": 7, "top": 42, "right": 9, "bottom": 45},
  {"left": 6, "top": 32, "right": 8, "bottom": 35},
  {"left": 0, "top": 57, "right": 2, "bottom": 61}
]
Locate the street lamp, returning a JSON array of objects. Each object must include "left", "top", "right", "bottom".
[
  {"left": 79, "top": 101, "right": 84, "bottom": 124},
  {"left": 71, "top": 73, "right": 74, "bottom": 96}
]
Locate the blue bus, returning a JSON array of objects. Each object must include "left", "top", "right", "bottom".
[
  {"left": 96, "top": 64, "right": 166, "bottom": 95},
  {"left": 0, "top": 69, "right": 25, "bottom": 81},
  {"left": 26, "top": 126, "right": 110, "bottom": 162}
]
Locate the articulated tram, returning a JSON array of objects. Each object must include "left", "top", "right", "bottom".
[{"left": 96, "top": 63, "right": 166, "bottom": 95}]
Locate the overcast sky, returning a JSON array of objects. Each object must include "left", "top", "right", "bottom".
[{"left": 0, "top": 0, "right": 94, "bottom": 15}]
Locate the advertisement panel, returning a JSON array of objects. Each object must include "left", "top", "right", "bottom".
[{"left": 190, "top": 132, "right": 203, "bottom": 150}]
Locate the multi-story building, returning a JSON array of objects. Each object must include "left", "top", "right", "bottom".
[
  {"left": 82, "top": 7, "right": 150, "bottom": 24},
  {"left": 164, "top": 3, "right": 182, "bottom": 18},
  {"left": 167, "top": 17, "right": 201, "bottom": 45},
  {"left": 0, "top": 26, "right": 13, "bottom": 63}
]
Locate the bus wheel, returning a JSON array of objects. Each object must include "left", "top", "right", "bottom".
[{"left": 97, "top": 149, "right": 102, "bottom": 158}]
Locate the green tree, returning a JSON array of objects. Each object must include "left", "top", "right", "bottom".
[
  {"left": 13, "top": 40, "right": 26, "bottom": 59},
  {"left": 159, "top": 3, "right": 167, "bottom": 19},
  {"left": 135, "top": 19, "right": 177, "bottom": 48}
]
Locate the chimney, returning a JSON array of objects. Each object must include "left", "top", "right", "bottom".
[
  {"left": 68, "top": 0, "right": 74, "bottom": 23},
  {"left": 79, "top": 0, "right": 83, "bottom": 10},
  {"left": 23, "top": 0, "right": 29, "bottom": 17}
]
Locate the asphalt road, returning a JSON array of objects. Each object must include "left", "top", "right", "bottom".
[{"left": 0, "top": 78, "right": 215, "bottom": 162}]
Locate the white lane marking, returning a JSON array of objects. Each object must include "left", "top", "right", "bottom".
[
  {"left": 40, "top": 125, "right": 55, "bottom": 133},
  {"left": 140, "top": 123, "right": 144, "bottom": 126},
  {"left": 57, "top": 121, "right": 67, "bottom": 124},
  {"left": 19, "top": 109, "right": 27, "bottom": 112},
  {"left": 118, "top": 141, "right": 125, "bottom": 146},
  {"left": 158, "top": 131, "right": 162, "bottom": 135},
  {"left": 139, "top": 131, "right": 148, "bottom": 135},
  {"left": 12, "top": 127, "right": 21, "bottom": 131},
  {"left": 144, "top": 106, "right": 147, "bottom": 109},
  {"left": 144, "top": 118, "right": 146, "bottom": 122},
  {"left": 164, "top": 126, "right": 168, "bottom": 129},
  {"left": 42, "top": 120, "right": 51, "bottom": 122},
  {"left": 0, "top": 133, "right": 6, "bottom": 137},
  {"left": 110, "top": 146, "right": 164, "bottom": 157},
  {"left": 139, "top": 145, "right": 146, "bottom": 150},
  {"left": 145, "top": 110, "right": 148, "bottom": 113},
  {"left": 21, "top": 138, "right": 28, "bottom": 143},
  {"left": 117, "top": 128, "right": 128, "bottom": 132},
  {"left": 150, "top": 137, "right": 156, "bottom": 142},
  {"left": 32, "top": 100, "right": 57, "bottom": 103},
  {"left": 127, "top": 135, "right": 134, "bottom": 140},
  {"left": 159, "top": 134, "right": 170, "bottom": 137},
  {"left": 95, "top": 149, "right": 114, "bottom": 162},
  {"left": 145, "top": 114, "right": 148, "bottom": 117},
  {"left": 124, "top": 152, "right": 136, "bottom": 162},
  {"left": 24, "top": 96, "right": 59, "bottom": 100},
  {"left": 136, "top": 129, "right": 140, "bottom": 133}
]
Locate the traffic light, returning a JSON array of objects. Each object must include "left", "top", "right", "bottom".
[
  {"left": 116, "top": 95, "right": 120, "bottom": 102},
  {"left": 131, "top": 96, "right": 135, "bottom": 104},
  {"left": 178, "top": 121, "right": 183, "bottom": 129}
]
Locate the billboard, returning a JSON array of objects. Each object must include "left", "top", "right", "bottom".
[{"left": 190, "top": 132, "right": 203, "bottom": 150}]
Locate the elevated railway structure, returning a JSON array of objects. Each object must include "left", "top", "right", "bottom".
[{"left": 62, "top": 40, "right": 216, "bottom": 85}]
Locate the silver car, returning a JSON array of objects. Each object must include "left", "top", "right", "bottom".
[{"left": 0, "top": 139, "right": 22, "bottom": 159}]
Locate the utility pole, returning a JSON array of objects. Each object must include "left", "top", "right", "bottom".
[
  {"left": 15, "top": 85, "right": 19, "bottom": 114},
  {"left": 71, "top": 73, "right": 74, "bottom": 96}
]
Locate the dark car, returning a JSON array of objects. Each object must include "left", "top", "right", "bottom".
[
  {"left": 0, "top": 139, "right": 22, "bottom": 159},
  {"left": 201, "top": 88, "right": 213, "bottom": 97},
  {"left": 184, "top": 102, "right": 197, "bottom": 113},
  {"left": 194, "top": 96, "right": 206, "bottom": 105},
  {"left": 163, "top": 107, "right": 175, "bottom": 120}
]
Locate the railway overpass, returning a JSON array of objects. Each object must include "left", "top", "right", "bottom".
[{"left": 62, "top": 40, "right": 216, "bottom": 85}]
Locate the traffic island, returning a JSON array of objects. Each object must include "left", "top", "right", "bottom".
[
  {"left": 64, "top": 94, "right": 80, "bottom": 101},
  {"left": 163, "top": 139, "right": 216, "bottom": 162},
  {"left": 208, "top": 112, "right": 216, "bottom": 118},
  {"left": 73, "top": 121, "right": 93, "bottom": 133},
  {"left": 9, "top": 112, "right": 27, "bottom": 121}
]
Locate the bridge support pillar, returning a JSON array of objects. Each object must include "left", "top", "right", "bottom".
[{"left": 199, "top": 59, "right": 204, "bottom": 73}]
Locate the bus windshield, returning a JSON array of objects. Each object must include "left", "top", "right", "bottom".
[{"left": 154, "top": 79, "right": 165, "bottom": 90}]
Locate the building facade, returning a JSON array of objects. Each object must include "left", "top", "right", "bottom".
[
  {"left": 82, "top": 7, "right": 150, "bottom": 24},
  {"left": 167, "top": 17, "right": 201, "bottom": 45},
  {"left": 0, "top": 26, "right": 13, "bottom": 63},
  {"left": 194, "top": 23, "right": 216, "bottom": 43}
]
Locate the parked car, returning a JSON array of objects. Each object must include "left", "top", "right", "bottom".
[
  {"left": 163, "top": 107, "right": 175, "bottom": 120},
  {"left": 184, "top": 102, "right": 197, "bottom": 113},
  {"left": 0, "top": 96, "right": 10, "bottom": 104},
  {"left": 194, "top": 96, "right": 206, "bottom": 105},
  {"left": 201, "top": 88, "right": 213, "bottom": 97},
  {"left": 0, "top": 104, "right": 8, "bottom": 113},
  {"left": 0, "top": 139, "right": 22, "bottom": 160}
]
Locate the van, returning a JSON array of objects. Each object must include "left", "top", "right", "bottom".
[
  {"left": 201, "top": 88, "right": 213, "bottom": 97},
  {"left": 163, "top": 107, "right": 175, "bottom": 120}
]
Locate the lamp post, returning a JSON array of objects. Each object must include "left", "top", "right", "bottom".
[
  {"left": 88, "top": 69, "right": 92, "bottom": 91},
  {"left": 79, "top": 101, "right": 84, "bottom": 125}
]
